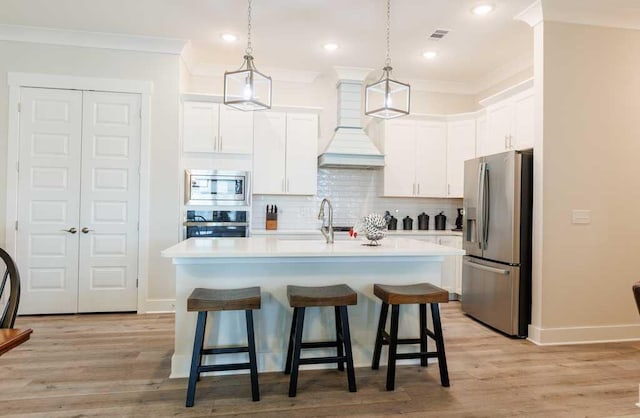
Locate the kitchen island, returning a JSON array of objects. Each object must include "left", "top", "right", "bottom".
[{"left": 161, "top": 236, "right": 465, "bottom": 378}]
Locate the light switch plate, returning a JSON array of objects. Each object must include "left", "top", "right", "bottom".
[{"left": 572, "top": 209, "right": 591, "bottom": 224}]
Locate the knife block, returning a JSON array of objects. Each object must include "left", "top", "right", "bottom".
[{"left": 266, "top": 213, "right": 278, "bottom": 230}]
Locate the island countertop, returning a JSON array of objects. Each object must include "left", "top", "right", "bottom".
[{"left": 161, "top": 236, "right": 464, "bottom": 260}]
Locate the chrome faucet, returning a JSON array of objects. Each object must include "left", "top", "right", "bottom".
[{"left": 318, "top": 198, "right": 334, "bottom": 244}]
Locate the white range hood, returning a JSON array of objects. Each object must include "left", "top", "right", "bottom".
[{"left": 318, "top": 70, "right": 384, "bottom": 169}]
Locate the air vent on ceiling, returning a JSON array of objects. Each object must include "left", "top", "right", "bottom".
[{"left": 429, "top": 29, "right": 450, "bottom": 41}]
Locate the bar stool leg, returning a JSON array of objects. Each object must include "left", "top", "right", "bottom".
[
  {"left": 284, "top": 307, "right": 298, "bottom": 375},
  {"left": 245, "top": 310, "right": 260, "bottom": 401},
  {"left": 431, "top": 303, "right": 450, "bottom": 387},
  {"left": 386, "top": 304, "right": 400, "bottom": 391},
  {"left": 339, "top": 305, "right": 357, "bottom": 392},
  {"left": 371, "top": 302, "right": 389, "bottom": 370},
  {"left": 288, "top": 307, "right": 306, "bottom": 397},
  {"left": 335, "top": 306, "right": 345, "bottom": 371},
  {"left": 419, "top": 303, "right": 428, "bottom": 367},
  {"left": 186, "top": 311, "right": 207, "bottom": 407}
]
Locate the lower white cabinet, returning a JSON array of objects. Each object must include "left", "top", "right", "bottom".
[{"left": 253, "top": 112, "right": 318, "bottom": 195}]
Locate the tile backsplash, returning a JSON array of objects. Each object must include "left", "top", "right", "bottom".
[{"left": 252, "top": 168, "right": 462, "bottom": 231}]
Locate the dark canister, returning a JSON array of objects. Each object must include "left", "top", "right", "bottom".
[
  {"left": 402, "top": 216, "right": 413, "bottom": 230},
  {"left": 388, "top": 216, "right": 398, "bottom": 230},
  {"left": 417, "top": 212, "right": 429, "bottom": 230},
  {"left": 434, "top": 211, "right": 446, "bottom": 230}
]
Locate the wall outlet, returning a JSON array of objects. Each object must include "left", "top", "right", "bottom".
[{"left": 572, "top": 209, "right": 591, "bottom": 224}]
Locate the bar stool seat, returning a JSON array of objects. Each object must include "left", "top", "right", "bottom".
[
  {"left": 372, "top": 282, "right": 450, "bottom": 391},
  {"left": 186, "top": 286, "right": 261, "bottom": 407},
  {"left": 285, "top": 284, "right": 357, "bottom": 397}
]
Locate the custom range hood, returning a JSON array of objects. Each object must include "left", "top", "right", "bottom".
[{"left": 318, "top": 68, "right": 384, "bottom": 169}]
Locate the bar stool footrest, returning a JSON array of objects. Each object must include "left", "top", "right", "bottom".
[
  {"left": 301, "top": 341, "right": 339, "bottom": 349},
  {"left": 395, "top": 352, "right": 439, "bottom": 360},
  {"left": 202, "top": 346, "right": 249, "bottom": 355},
  {"left": 299, "top": 355, "right": 346, "bottom": 365},
  {"left": 199, "top": 362, "right": 252, "bottom": 373}
]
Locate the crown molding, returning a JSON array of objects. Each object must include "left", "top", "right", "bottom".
[
  {"left": 515, "top": 1, "right": 543, "bottom": 27},
  {"left": 409, "top": 78, "right": 477, "bottom": 95},
  {"left": 0, "top": 24, "right": 187, "bottom": 54},
  {"left": 333, "top": 66, "right": 374, "bottom": 82},
  {"left": 471, "top": 53, "right": 534, "bottom": 96}
]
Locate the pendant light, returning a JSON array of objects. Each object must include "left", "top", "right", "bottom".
[
  {"left": 224, "top": 0, "right": 272, "bottom": 111},
  {"left": 365, "top": 0, "right": 410, "bottom": 119}
]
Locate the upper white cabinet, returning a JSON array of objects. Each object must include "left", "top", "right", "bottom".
[
  {"left": 253, "top": 111, "right": 318, "bottom": 195},
  {"left": 478, "top": 84, "right": 534, "bottom": 156},
  {"left": 446, "top": 119, "right": 476, "bottom": 198},
  {"left": 382, "top": 119, "right": 447, "bottom": 197},
  {"left": 182, "top": 101, "right": 254, "bottom": 154}
]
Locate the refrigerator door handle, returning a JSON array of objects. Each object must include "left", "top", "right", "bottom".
[
  {"left": 482, "top": 164, "right": 490, "bottom": 250},
  {"left": 463, "top": 259, "right": 510, "bottom": 275},
  {"left": 476, "top": 162, "right": 483, "bottom": 249}
]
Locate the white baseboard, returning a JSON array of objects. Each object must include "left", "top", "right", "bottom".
[
  {"left": 528, "top": 323, "right": 640, "bottom": 345},
  {"left": 140, "top": 298, "right": 176, "bottom": 314}
]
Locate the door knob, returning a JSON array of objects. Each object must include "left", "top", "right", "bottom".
[
  {"left": 61, "top": 228, "right": 77, "bottom": 234},
  {"left": 81, "top": 227, "right": 94, "bottom": 234}
]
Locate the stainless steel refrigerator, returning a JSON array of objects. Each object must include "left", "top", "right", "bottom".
[{"left": 461, "top": 150, "right": 533, "bottom": 337}]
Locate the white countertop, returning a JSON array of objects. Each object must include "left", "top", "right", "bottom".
[
  {"left": 250, "top": 229, "right": 463, "bottom": 237},
  {"left": 161, "top": 236, "right": 464, "bottom": 259}
]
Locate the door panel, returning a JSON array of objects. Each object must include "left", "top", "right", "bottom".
[
  {"left": 482, "top": 151, "right": 518, "bottom": 264},
  {"left": 17, "top": 87, "right": 83, "bottom": 314},
  {"left": 183, "top": 101, "right": 217, "bottom": 152},
  {"left": 461, "top": 257, "right": 520, "bottom": 336},
  {"left": 383, "top": 120, "right": 415, "bottom": 197},
  {"left": 285, "top": 113, "right": 317, "bottom": 195},
  {"left": 463, "top": 157, "right": 482, "bottom": 258},
  {"left": 78, "top": 91, "right": 140, "bottom": 312},
  {"left": 253, "top": 112, "right": 286, "bottom": 194},
  {"left": 415, "top": 121, "right": 447, "bottom": 197},
  {"left": 447, "top": 120, "right": 476, "bottom": 197},
  {"left": 218, "top": 105, "right": 254, "bottom": 154}
]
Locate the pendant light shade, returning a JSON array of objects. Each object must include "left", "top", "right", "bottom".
[
  {"left": 365, "top": 0, "right": 410, "bottom": 119},
  {"left": 224, "top": 0, "right": 272, "bottom": 111}
]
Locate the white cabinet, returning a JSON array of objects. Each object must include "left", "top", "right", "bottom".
[
  {"left": 182, "top": 101, "right": 254, "bottom": 154},
  {"left": 479, "top": 88, "right": 534, "bottom": 156},
  {"left": 446, "top": 119, "right": 476, "bottom": 197},
  {"left": 383, "top": 120, "right": 447, "bottom": 197},
  {"left": 253, "top": 112, "right": 318, "bottom": 195}
]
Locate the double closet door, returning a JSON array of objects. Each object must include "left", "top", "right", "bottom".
[{"left": 16, "top": 87, "right": 141, "bottom": 314}]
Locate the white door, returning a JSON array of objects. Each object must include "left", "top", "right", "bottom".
[
  {"left": 16, "top": 88, "right": 141, "bottom": 314},
  {"left": 218, "top": 105, "right": 254, "bottom": 154},
  {"left": 383, "top": 120, "right": 415, "bottom": 197},
  {"left": 285, "top": 113, "right": 318, "bottom": 195},
  {"left": 446, "top": 120, "right": 476, "bottom": 197},
  {"left": 16, "top": 88, "right": 83, "bottom": 314},
  {"left": 77, "top": 91, "right": 140, "bottom": 312},
  {"left": 253, "top": 112, "right": 286, "bottom": 194},
  {"left": 512, "top": 91, "right": 534, "bottom": 150},
  {"left": 183, "top": 101, "right": 218, "bottom": 152},
  {"left": 415, "top": 121, "right": 447, "bottom": 197},
  {"left": 485, "top": 101, "right": 513, "bottom": 155}
]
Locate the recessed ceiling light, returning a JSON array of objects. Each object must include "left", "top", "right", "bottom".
[
  {"left": 472, "top": 4, "right": 494, "bottom": 16},
  {"left": 323, "top": 43, "right": 338, "bottom": 52},
  {"left": 221, "top": 33, "right": 237, "bottom": 42},
  {"left": 423, "top": 51, "right": 438, "bottom": 60}
]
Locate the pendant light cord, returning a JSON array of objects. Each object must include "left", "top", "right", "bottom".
[
  {"left": 385, "top": 0, "right": 391, "bottom": 68},
  {"left": 246, "top": 0, "right": 253, "bottom": 56}
]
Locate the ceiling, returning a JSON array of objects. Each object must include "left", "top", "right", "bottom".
[{"left": 0, "top": 0, "right": 538, "bottom": 85}]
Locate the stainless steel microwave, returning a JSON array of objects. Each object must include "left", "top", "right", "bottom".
[{"left": 185, "top": 170, "right": 250, "bottom": 206}]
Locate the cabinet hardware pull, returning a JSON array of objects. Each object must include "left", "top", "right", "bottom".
[
  {"left": 219, "top": 136, "right": 222, "bottom": 151},
  {"left": 412, "top": 183, "right": 416, "bottom": 195},
  {"left": 287, "top": 178, "right": 290, "bottom": 192},
  {"left": 417, "top": 183, "right": 420, "bottom": 195},
  {"left": 504, "top": 135, "right": 508, "bottom": 149},
  {"left": 61, "top": 228, "right": 77, "bottom": 234},
  {"left": 448, "top": 184, "right": 451, "bottom": 195},
  {"left": 282, "top": 178, "right": 285, "bottom": 192},
  {"left": 81, "top": 227, "right": 94, "bottom": 234}
]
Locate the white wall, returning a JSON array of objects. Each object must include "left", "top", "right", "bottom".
[
  {"left": 531, "top": 21, "right": 640, "bottom": 343},
  {"left": 0, "top": 40, "right": 181, "bottom": 311}
]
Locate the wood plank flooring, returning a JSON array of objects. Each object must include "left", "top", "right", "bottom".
[{"left": 2, "top": 303, "right": 640, "bottom": 417}]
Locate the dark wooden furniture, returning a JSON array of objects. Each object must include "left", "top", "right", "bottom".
[
  {"left": 185, "top": 287, "right": 261, "bottom": 407},
  {"left": 371, "top": 283, "right": 450, "bottom": 390},
  {"left": 285, "top": 284, "right": 357, "bottom": 397},
  {"left": 0, "top": 328, "right": 33, "bottom": 356},
  {"left": 634, "top": 282, "right": 640, "bottom": 315},
  {"left": 1, "top": 247, "right": 21, "bottom": 329}
]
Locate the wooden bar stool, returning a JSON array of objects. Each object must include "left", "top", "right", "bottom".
[
  {"left": 371, "top": 283, "right": 450, "bottom": 390},
  {"left": 186, "top": 287, "right": 261, "bottom": 407},
  {"left": 284, "top": 284, "right": 357, "bottom": 397}
]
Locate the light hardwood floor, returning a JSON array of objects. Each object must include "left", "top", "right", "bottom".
[{"left": 2, "top": 303, "right": 640, "bottom": 417}]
